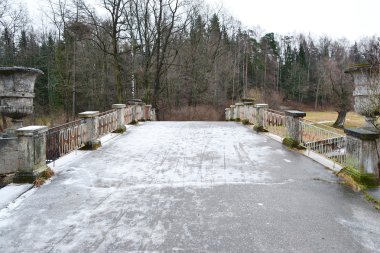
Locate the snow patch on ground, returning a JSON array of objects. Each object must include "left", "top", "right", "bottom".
[
  {"left": 1, "top": 122, "right": 377, "bottom": 252},
  {"left": 0, "top": 184, "right": 33, "bottom": 210}
]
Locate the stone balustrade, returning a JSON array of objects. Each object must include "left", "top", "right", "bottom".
[
  {"left": 226, "top": 102, "right": 379, "bottom": 178},
  {"left": 0, "top": 102, "right": 156, "bottom": 184}
]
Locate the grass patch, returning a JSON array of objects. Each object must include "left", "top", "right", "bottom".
[
  {"left": 33, "top": 167, "right": 55, "bottom": 187},
  {"left": 282, "top": 137, "right": 299, "bottom": 148},
  {"left": 305, "top": 111, "right": 365, "bottom": 130},
  {"left": 113, "top": 126, "right": 126, "bottom": 133},
  {"left": 364, "top": 192, "right": 380, "bottom": 211},
  {"left": 80, "top": 141, "right": 101, "bottom": 150},
  {"left": 337, "top": 166, "right": 379, "bottom": 191},
  {"left": 253, "top": 125, "right": 268, "bottom": 132},
  {"left": 242, "top": 119, "right": 250, "bottom": 125}
]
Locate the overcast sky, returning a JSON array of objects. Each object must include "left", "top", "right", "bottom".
[
  {"left": 23, "top": 0, "right": 379, "bottom": 42},
  {"left": 206, "top": 0, "right": 379, "bottom": 41}
]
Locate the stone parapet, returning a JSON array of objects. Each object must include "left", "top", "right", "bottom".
[
  {"left": 255, "top": 104, "right": 269, "bottom": 128},
  {"left": 14, "top": 126, "right": 48, "bottom": 183},
  {"left": 112, "top": 104, "right": 127, "bottom": 132},
  {"left": 0, "top": 137, "right": 19, "bottom": 174},
  {"left": 285, "top": 110, "right": 306, "bottom": 143},
  {"left": 284, "top": 110, "right": 306, "bottom": 118},
  {"left": 79, "top": 111, "right": 101, "bottom": 150},
  {"left": 345, "top": 128, "right": 380, "bottom": 177}
]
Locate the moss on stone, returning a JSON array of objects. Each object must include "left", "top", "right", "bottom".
[
  {"left": 235, "top": 118, "right": 241, "bottom": 122},
  {"left": 253, "top": 125, "right": 268, "bottom": 132},
  {"left": 364, "top": 191, "right": 380, "bottom": 211},
  {"left": 13, "top": 166, "right": 54, "bottom": 185},
  {"left": 113, "top": 126, "right": 126, "bottom": 134},
  {"left": 129, "top": 120, "right": 138, "bottom": 125},
  {"left": 241, "top": 97, "right": 256, "bottom": 102},
  {"left": 242, "top": 119, "right": 250, "bottom": 125},
  {"left": 13, "top": 172, "right": 36, "bottom": 184},
  {"left": 337, "top": 166, "right": 379, "bottom": 191},
  {"left": 80, "top": 141, "right": 101, "bottom": 150},
  {"left": 282, "top": 137, "right": 299, "bottom": 148}
]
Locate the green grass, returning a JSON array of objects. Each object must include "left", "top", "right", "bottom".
[
  {"left": 364, "top": 191, "right": 380, "bottom": 211},
  {"left": 305, "top": 111, "right": 365, "bottom": 132}
]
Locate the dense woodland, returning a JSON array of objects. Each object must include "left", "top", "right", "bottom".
[{"left": 0, "top": 0, "right": 378, "bottom": 125}]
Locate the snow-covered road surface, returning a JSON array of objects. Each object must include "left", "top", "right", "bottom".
[{"left": 0, "top": 122, "right": 379, "bottom": 252}]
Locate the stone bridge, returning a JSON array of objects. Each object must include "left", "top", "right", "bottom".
[{"left": 0, "top": 121, "right": 380, "bottom": 252}]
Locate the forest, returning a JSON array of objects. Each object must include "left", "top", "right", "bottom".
[{"left": 0, "top": 0, "right": 378, "bottom": 126}]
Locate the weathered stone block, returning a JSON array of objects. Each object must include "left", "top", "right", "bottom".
[
  {"left": 0, "top": 138, "right": 19, "bottom": 174},
  {"left": 345, "top": 128, "right": 380, "bottom": 177},
  {"left": 285, "top": 110, "right": 306, "bottom": 143},
  {"left": 79, "top": 111, "right": 101, "bottom": 150},
  {"left": 112, "top": 104, "right": 127, "bottom": 132},
  {"left": 14, "top": 126, "right": 48, "bottom": 183}
]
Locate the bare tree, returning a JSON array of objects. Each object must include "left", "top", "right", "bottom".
[
  {"left": 360, "top": 38, "right": 380, "bottom": 128},
  {"left": 80, "top": 0, "right": 129, "bottom": 103}
]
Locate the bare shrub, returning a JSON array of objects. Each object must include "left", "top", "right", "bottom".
[{"left": 246, "top": 88, "right": 284, "bottom": 110}]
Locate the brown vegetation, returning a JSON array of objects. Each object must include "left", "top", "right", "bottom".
[{"left": 160, "top": 105, "right": 224, "bottom": 121}]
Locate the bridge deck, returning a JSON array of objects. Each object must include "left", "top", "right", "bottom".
[{"left": 0, "top": 122, "right": 379, "bottom": 252}]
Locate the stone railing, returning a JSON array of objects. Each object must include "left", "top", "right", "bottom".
[
  {"left": 0, "top": 103, "right": 156, "bottom": 183},
  {"left": 226, "top": 102, "right": 379, "bottom": 178}
]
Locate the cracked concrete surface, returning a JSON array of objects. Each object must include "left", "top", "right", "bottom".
[{"left": 0, "top": 122, "right": 379, "bottom": 252}]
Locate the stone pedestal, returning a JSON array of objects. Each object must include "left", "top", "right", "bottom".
[
  {"left": 145, "top": 105, "right": 152, "bottom": 121},
  {"left": 79, "top": 111, "right": 101, "bottom": 150},
  {"left": 112, "top": 104, "right": 127, "bottom": 132},
  {"left": 255, "top": 104, "right": 268, "bottom": 129},
  {"left": 285, "top": 110, "right": 306, "bottom": 143},
  {"left": 235, "top": 103, "right": 244, "bottom": 120},
  {"left": 345, "top": 128, "right": 380, "bottom": 177},
  {"left": 243, "top": 102, "right": 253, "bottom": 121},
  {"left": 139, "top": 103, "right": 146, "bottom": 121},
  {"left": 150, "top": 108, "right": 157, "bottom": 121},
  {"left": 131, "top": 105, "right": 136, "bottom": 122},
  {"left": 225, "top": 108, "right": 231, "bottom": 121},
  {"left": 0, "top": 137, "right": 19, "bottom": 175},
  {"left": 14, "top": 126, "right": 48, "bottom": 183},
  {"left": 230, "top": 105, "right": 236, "bottom": 120}
]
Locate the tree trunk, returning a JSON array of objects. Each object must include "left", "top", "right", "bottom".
[
  {"left": 333, "top": 111, "right": 347, "bottom": 128},
  {"left": 1, "top": 114, "right": 7, "bottom": 131}
]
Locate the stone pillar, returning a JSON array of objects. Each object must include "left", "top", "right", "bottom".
[
  {"left": 235, "top": 103, "right": 244, "bottom": 120},
  {"left": 0, "top": 137, "right": 19, "bottom": 175},
  {"left": 131, "top": 105, "right": 137, "bottom": 122},
  {"left": 244, "top": 103, "right": 254, "bottom": 123},
  {"left": 230, "top": 105, "right": 236, "bottom": 120},
  {"left": 242, "top": 102, "right": 252, "bottom": 121},
  {"left": 225, "top": 108, "right": 230, "bottom": 121},
  {"left": 79, "top": 111, "right": 101, "bottom": 150},
  {"left": 345, "top": 128, "right": 380, "bottom": 177},
  {"left": 141, "top": 104, "right": 145, "bottom": 120},
  {"left": 112, "top": 104, "right": 127, "bottom": 132},
  {"left": 151, "top": 108, "right": 156, "bottom": 121},
  {"left": 284, "top": 110, "right": 306, "bottom": 143},
  {"left": 254, "top": 104, "right": 268, "bottom": 129},
  {"left": 14, "top": 126, "right": 48, "bottom": 183},
  {"left": 144, "top": 105, "right": 152, "bottom": 121}
]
